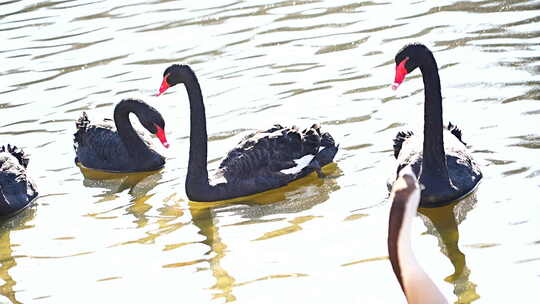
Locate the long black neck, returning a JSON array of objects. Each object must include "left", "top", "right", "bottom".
[
  {"left": 418, "top": 53, "right": 451, "bottom": 186},
  {"left": 113, "top": 100, "right": 151, "bottom": 158},
  {"left": 180, "top": 69, "right": 213, "bottom": 199}
]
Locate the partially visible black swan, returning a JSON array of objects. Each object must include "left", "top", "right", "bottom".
[
  {"left": 388, "top": 166, "right": 448, "bottom": 303},
  {"left": 156, "top": 64, "right": 338, "bottom": 202},
  {"left": 74, "top": 98, "right": 169, "bottom": 173},
  {"left": 0, "top": 144, "right": 38, "bottom": 217},
  {"left": 390, "top": 43, "right": 482, "bottom": 207}
]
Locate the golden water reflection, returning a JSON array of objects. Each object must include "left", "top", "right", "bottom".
[
  {"left": 78, "top": 164, "right": 163, "bottom": 195},
  {"left": 0, "top": 208, "right": 35, "bottom": 304},
  {"left": 1, "top": 0, "right": 539, "bottom": 302},
  {"left": 187, "top": 165, "right": 341, "bottom": 302},
  {"left": 419, "top": 194, "right": 480, "bottom": 304}
]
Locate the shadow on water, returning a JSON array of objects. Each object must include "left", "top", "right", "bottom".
[
  {"left": 0, "top": 207, "right": 36, "bottom": 304},
  {"left": 78, "top": 165, "right": 164, "bottom": 198},
  {"left": 188, "top": 164, "right": 341, "bottom": 302},
  {"left": 418, "top": 194, "right": 480, "bottom": 304}
]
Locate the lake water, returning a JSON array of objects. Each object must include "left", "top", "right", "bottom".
[{"left": 1, "top": 0, "right": 539, "bottom": 303}]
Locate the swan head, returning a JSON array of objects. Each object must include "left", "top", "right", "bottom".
[
  {"left": 157, "top": 64, "right": 195, "bottom": 96},
  {"left": 392, "top": 43, "right": 431, "bottom": 90},
  {"left": 130, "top": 100, "right": 169, "bottom": 148},
  {"left": 147, "top": 119, "right": 169, "bottom": 149}
]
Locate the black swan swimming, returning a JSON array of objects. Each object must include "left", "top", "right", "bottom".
[
  {"left": 388, "top": 166, "right": 448, "bottom": 304},
  {"left": 0, "top": 144, "right": 38, "bottom": 217},
  {"left": 156, "top": 64, "right": 338, "bottom": 202},
  {"left": 390, "top": 43, "right": 482, "bottom": 207},
  {"left": 74, "top": 98, "right": 169, "bottom": 173}
]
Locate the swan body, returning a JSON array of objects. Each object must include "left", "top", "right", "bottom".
[
  {"left": 157, "top": 64, "right": 338, "bottom": 202},
  {"left": 388, "top": 166, "right": 448, "bottom": 304},
  {"left": 389, "top": 43, "right": 482, "bottom": 207},
  {"left": 74, "top": 98, "right": 169, "bottom": 173},
  {"left": 0, "top": 144, "right": 38, "bottom": 217}
]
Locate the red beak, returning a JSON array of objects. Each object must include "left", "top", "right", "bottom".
[
  {"left": 157, "top": 74, "right": 170, "bottom": 96},
  {"left": 392, "top": 57, "right": 409, "bottom": 90},
  {"left": 154, "top": 124, "right": 169, "bottom": 148}
]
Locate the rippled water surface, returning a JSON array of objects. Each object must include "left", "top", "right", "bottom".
[{"left": 1, "top": 0, "right": 539, "bottom": 302}]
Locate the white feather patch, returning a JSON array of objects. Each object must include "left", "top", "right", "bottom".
[
  {"left": 209, "top": 173, "right": 227, "bottom": 186},
  {"left": 280, "top": 154, "right": 315, "bottom": 174}
]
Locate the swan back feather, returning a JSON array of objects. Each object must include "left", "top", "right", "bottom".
[
  {"left": 219, "top": 124, "right": 336, "bottom": 183},
  {"left": 0, "top": 145, "right": 37, "bottom": 216}
]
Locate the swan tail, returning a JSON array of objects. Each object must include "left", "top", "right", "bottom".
[
  {"left": 0, "top": 145, "right": 37, "bottom": 215},
  {"left": 74, "top": 112, "right": 91, "bottom": 151},
  {"left": 0, "top": 144, "right": 30, "bottom": 168},
  {"left": 393, "top": 130, "right": 414, "bottom": 159},
  {"left": 294, "top": 145, "right": 338, "bottom": 179},
  {"left": 220, "top": 123, "right": 338, "bottom": 182},
  {"left": 314, "top": 145, "right": 338, "bottom": 167},
  {"left": 301, "top": 125, "right": 321, "bottom": 155},
  {"left": 321, "top": 132, "right": 336, "bottom": 148},
  {"left": 76, "top": 112, "right": 90, "bottom": 130},
  {"left": 298, "top": 124, "right": 337, "bottom": 176},
  {"left": 447, "top": 122, "right": 466, "bottom": 146},
  {"left": 0, "top": 174, "right": 36, "bottom": 216}
]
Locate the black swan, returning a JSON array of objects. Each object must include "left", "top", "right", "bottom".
[
  {"left": 388, "top": 166, "right": 448, "bottom": 304},
  {"left": 156, "top": 64, "right": 338, "bottom": 202},
  {"left": 0, "top": 144, "right": 38, "bottom": 217},
  {"left": 74, "top": 98, "right": 169, "bottom": 173},
  {"left": 390, "top": 43, "right": 482, "bottom": 207}
]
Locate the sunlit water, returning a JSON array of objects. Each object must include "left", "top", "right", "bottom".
[{"left": 1, "top": 0, "right": 539, "bottom": 303}]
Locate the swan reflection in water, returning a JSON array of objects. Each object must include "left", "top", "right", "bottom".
[
  {"left": 0, "top": 206, "right": 36, "bottom": 304},
  {"left": 78, "top": 166, "right": 165, "bottom": 227},
  {"left": 188, "top": 164, "right": 341, "bottom": 302},
  {"left": 418, "top": 194, "right": 480, "bottom": 303},
  {"left": 78, "top": 164, "right": 163, "bottom": 197}
]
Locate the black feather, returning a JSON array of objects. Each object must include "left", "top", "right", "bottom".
[
  {"left": 447, "top": 122, "right": 466, "bottom": 146},
  {"left": 0, "top": 145, "right": 38, "bottom": 217},
  {"left": 219, "top": 124, "right": 337, "bottom": 183},
  {"left": 393, "top": 130, "right": 414, "bottom": 159},
  {"left": 0, "top": 144, "right": 30, "bottom": 168}
]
